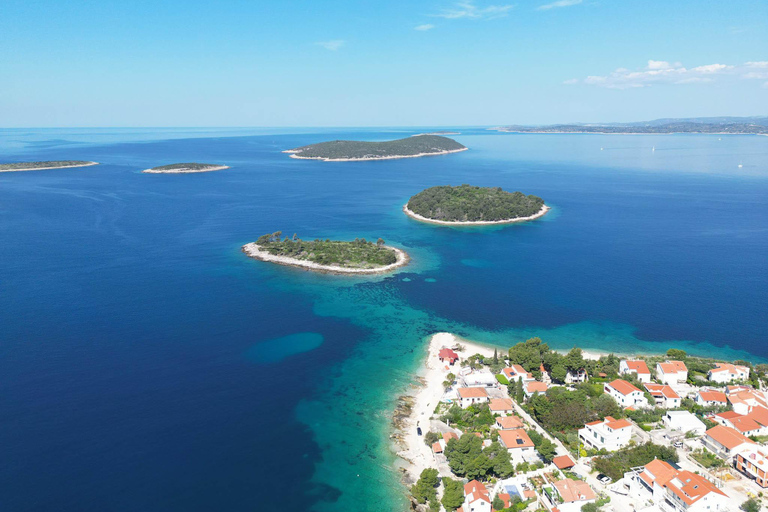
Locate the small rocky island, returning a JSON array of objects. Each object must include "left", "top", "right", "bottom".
[
  {"left": 242, "top": 232, "right": 409, "bottom": 274},
  {"left": 404, "top": 184, "right": 548, "bottom": 225},
  {"left": 142, "top": 163, "right": 229, "bottom": 174},
  {"left": 0, "top": 160, "right": 99, "bottom": 172},
  {"left": 283, "top": 134, "right": 467, "bottom": 161}
]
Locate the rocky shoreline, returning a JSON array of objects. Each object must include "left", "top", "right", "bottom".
[{"left": 403, "top": 203, "right": 550, "bottom": 226}]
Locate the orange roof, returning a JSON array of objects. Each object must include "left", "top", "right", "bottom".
[
  {"left": 607, "top": 379, "right": 641, "bottom": 396},
  {"left": 496, "top": 416, "right": 524, "bottom": 429},
  {"left": 552, "top": 479, "right": 596, "bottom": 503},
  {"left": 526, "top": 381, "right": 548, "bottom": 393},
  {"left": 644, "top": 383, "right": 680, "bottom": 399},
  {"left": 746, "top": 406, "right": 768, "bottom": 427},
  {"left": 432, "top": 442, "right": 443, "bottom": 453},
  {"left": 698, "top": 390, "right": 727, "bottom": 403},
  {"left": 706, "top": 425, "right": 755, "bottom": 450},
  {"left": 489, "top": 398, "right": 515, "bottom": 411},
  {"left": 711, "top": 363, "right": 749, "bottom": 374},
  {"left": 498, "top": 493, "right": 511, "bottom": 509},
  {"left": 553, "top": 455, "right": 576, "bottom": 469},
  {"left": 624, "top": 360, "right": 650, "bottom": 374},
  {"left": 523, "top": 489, "right": 536, "bottom": 499},
  {"left": 658, "top": 361, "right": 687, "bottom": 373},
  {"left": 464, "top": 479, "right": 488, "bottom": 496},
  {"left": 443, "top": 432, "right": 459, "bottom": 441},
  {"left": 498, "top": 428, "right": 534, "bottom": 449},
  {"left": 458, "top": 387, "right": 488, "bottom": 398},
  {"left": 606, "top": 418, "right": 632, "bottom": 430},
  {"left": 665, "top": 470, "right": 726, "bottom": 505},
  {"left": 642, "top": 459, "right": 678, "bottom": 487},
  {"left": 728, "top": 415, "right": 763, "bottom": 434}
]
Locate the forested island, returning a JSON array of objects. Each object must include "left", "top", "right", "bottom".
[
  {"left": 493, "top": 116, "right": 768, "bottom": 135},
  {"left": 142, "top": 163, "right": 229, "bottom": 174},
  {"left": 284, "top": 135, "right": 467, "bottom": 161},
  {"left": 242, "top": 232, "right": 409, "bottom": 274},
  {"left": 404, "top": 185, "right": 548, "bottom": 225},
  {"left": 0, "top": 160, "right": 99, "bottom": 172}
]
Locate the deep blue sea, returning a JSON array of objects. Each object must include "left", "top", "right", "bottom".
[{"left": 1, "top": 128, "right": 766, "bottom": 511}]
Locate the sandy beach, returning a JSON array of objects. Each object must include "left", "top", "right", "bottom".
[
  {"left": 142, "top": 165, "right": 230, "bottom": 174},
  {"left": 0, "top": 161, "right": 99, "bottom": 173},
  {"left": 241, "top": 242, "right": 409, "bottom": 275},
  {"left": 283, "top": 147, "right": 468, "bottom": 162},
  {"left": 403, "top": 204, "right": 550, "bottom": 226}
]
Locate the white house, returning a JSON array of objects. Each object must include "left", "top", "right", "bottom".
[
  {"left": 498, "top": 428, "right": 537, "bottom": 463},
  {"left": 663, "top": 410, "right": 706, "bottom": 435},
  {"left": 460, "top": 370, "right": 498, "bottom": 388},
  {"left": 457, "top": 387, "right": 489, "bottom": 408},
  {"left": 501, "top": 364, "right": 534, "bottom": 383},
  {"left": 702, "top": 425, "right": 756, "bottom": 461},
  {"left": 524, "top": 381, "right": 548, "bottom": 398},
  {"left": 488, "top": 398, "right": 515, "bottom": 416},
  {"left": 695, "top": 390, "right": 727, "bottom": 407},
  {"left": 727, "top": 388, "right": 768, "bottom": 415},
  {"left": 462, "top": 480, "right": 491, "bottom": 512},
  {"left": 564, "top": 368, "right": 588, "bottom": 384},
  {"left": 644, "top": 383, "right": 681, "bottom": 409},
  {"left": 708, "top": 363, "right": 750, "bottom": 383},
  {"left": 578, "top": 416, "right": 633, "bottom": 452},
  {"left": 619, "top": 360, "right": 652, "bottom": 383},
  {"left": 550, "top": 479, "right": 596, "bottom": 512},
  {"left": 625, "top": 459, "right": 729, "bottom": 512},
  {"left": 605, "top": 379, "right": 648, "bottom": 408},
  {"left": 656, "top": 361, "right": 688, "bottom": 385}
]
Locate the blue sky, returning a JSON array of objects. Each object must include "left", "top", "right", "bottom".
[{"left": 1, "top": 0, "right": 766, "bottom": 126}]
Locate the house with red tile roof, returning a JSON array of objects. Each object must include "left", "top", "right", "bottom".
[
  {"left": 551, "top": 479, "right": 596, "bottom": 512},
  {"left": 438, "top": 347, "right": 459, "bottom": 365},
  {"left": 498, "top": 428, "right": 537, "bottom": 463},
  {"left": 656, "top": 360, "right": 688, "bottom": 385},
  {"left": 604, "top": 379, "right": 648, "bottom": 408},
  {"left": 619, "top": 360, "right": 652, "bottom": 383},
  {"left": 709, "top": 405, "right": 768, "bottom": 437},
  {"left": 695, "top": 389, "right": 727, "bottom": 407},
  {"left": 644, "top": 383, "right": 681, "bottom": 409},
  {"left": 459, "top": 480, "right": 491, "bottom": 512},
  {"left": 488, "top": 398, "right": 515, "bottom": 415},
  {"left": 553, "top": 454, "right": 576, "bottom": 470},
  {"left": 727, "top": 388, "right": 768, "bottom": 415},
  {"left": 500, "top": 364, "right": 534, "bottom": 383},
  {"left": 524, "top": 380, "right": 548, "bottom": 398},
  {"left": 495, "top": 415, "right": 524, "bottom": 430},
  {"left": 708, "top": 363, "right": 750, "bottom": 384},
  {"left": 703, "top": 425, "right": 756, "bottom": 460},
  {"left": 457, "top": 387, "right": 489, "bottom": 408},
  {"left": 578, "top": 416, "right": 633, "bottom": 452}
]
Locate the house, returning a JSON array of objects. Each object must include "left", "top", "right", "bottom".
[
  {"left": 501, "top": 364, "right": 534, "bottom": 383},
  {"left": 553, "top": 454, "right": 576, "bottom": 470},
  {"left": 524, "top": 381, "right": 548, "bottom": 398},
  {"left": 710, "top": 406, "right": 768, "bottom": 437},
  {"left": 619, "top": 360, "right": 652, "bottom": 383},
  {"left": 495, "top": 415, "right": 524, "bottom": 430},
  {"left": 578, "top": 416, "right": 633, "bottom": 452},
  {"left": 736, "top": 447, "right": 768, "bottom": 488},
  {"left": 432, "top": 432, "right": 459, "bottom": 457},
  {"left": 498, "top": 428, "right": 537, "bottom": 463},
  {"left": 489, "top": 398, "right": 515, "bottom": 416},
  {"left": 727, "top": 388, "right": 768, "bottom": 415},
  {"left": 461, "top": 480, "right": 491, "bottom": 512},
  {"left": 625, "top": 459, "right": 729, "bottom": 511},
  {"left": 702, "top": 425, "right": 755, "bottom": 461},
  {"left": 644, "top": 383, "right": 681, "bottom": 409},
  {"left": 458, "top": 387, "right": 489, "bottom": 408},
  {"left": 708, "top": 363, "right": 750, "bottom": 383},
  {"left": 694, "top": 390, "right": 727, "bottom": 407},
  {"left": 663, "top": 410, "right": 706, "bottom": 435},
  {"left": 656, "top": 361, "right": 688, "bottom": 385},
  {"left": 604, "top": 379, "right": 648, "bottom": 408},
  {"left": 438, "top": 347, "right": 459, "bottom": 365},
  {"left": 460, "top": 370, "right": 498, "bottom": 388},
  {"left": 539, "top": 364, "right": 551, "bottom": 384},
  {"left": 564, "top": 368, "right": 588, "bottom": 384},
  {"left": 551, "top": 479, "right": 596, "bottom": 512}
]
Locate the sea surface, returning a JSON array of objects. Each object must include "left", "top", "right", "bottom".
[{"left": 1, "top": 128, "right": 767, "bottom": 511}]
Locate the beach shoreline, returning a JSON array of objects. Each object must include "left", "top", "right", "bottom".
[
  {"left": 241, "top": 242, "right": 410, "bottom": 275},
  {"left": 142, "top": 165, "right": 230, "bottom": 174},
  {"left": 282, "top": 147, "right": 468, "bottom": 162},
  {"left": 403, "top": 204, "right": 550, "bottom": 226},
  {"left": 0, "top": 161, "right": 99, "bottom": 173}
]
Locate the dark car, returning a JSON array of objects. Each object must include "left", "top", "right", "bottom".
[{"left": 417, "top": 427, "right": 422, "bottom": 436}]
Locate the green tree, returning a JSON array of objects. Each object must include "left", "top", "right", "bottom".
[
  {"left": 565, "top": 347, "right": 585, "bottom": 372},
  {"left": 424, "top": 431, "right": 440, "bottom": 446},
  {"left": 376, "top": 237, "right": 385, "bottom": 247},
  {"left": 411, "top": 468, "right": 439, "bottom": 504},
  {"left": 666, "top": 348, "right": 687, "bottom": 360},
  {"left": 551, "top": 364, "right": 567, "bottom": 383},
  {"left": 740, "top": 498, "right": 761, "bottom": 512},
  {"left": 581, "top": 503, "right": 601, "bottom": 512},
  {"left": 444, "top": 434, "right": 483, "bottom": 476},
  {"left": 492, "top": 496, "right": 505, "bottom": 510},
  {"left": 441, "top": 478, "right": 465, "bottom": 511}
]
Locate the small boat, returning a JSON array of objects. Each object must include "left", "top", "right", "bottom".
[
  {"left": 738, "top": 161, "right": 743, "bottom": 168},
  {"left": 600, "top": 147, "right": 604, "bottom": 151},
  {"left": 652, "top": 146, "right": 656, "bottom": 152}
]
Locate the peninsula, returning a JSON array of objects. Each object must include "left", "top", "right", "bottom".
[
  {"left": 142, "top": 163, "right": 229, "bottom": 174},
  {"left": 0, "top": 160, "right": 99, "bottom": 172},
  {"left": 404, "top": 185, "right": 548, "bottom": 225},
  {"left": 283, "top": 134, "right": 467, "bottom": 161},
  {"left": 492, "top": 116, "right": 768, "bottom": 135},
  {"left": 242, "top": 232, "right": 409, "bottom": 274}
]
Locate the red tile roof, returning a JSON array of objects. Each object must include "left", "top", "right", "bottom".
[
  {"left": 458, "top": 387, "right": 488, "bottom": 398},
  {"left": 498, "top": 428, "right": 534, "bottom": 449},
  {"left": 658, "top": 361, "right": 687, "bottom": 373},
  {"left": 489, "top": 398, "right": 515, "bottom": 412},
  {"left": 438, "top": 348, "right": 459, "bottom": 361},
  {"left": 553, "top": 479, "right": 596, "bottom": 503},
  {"left": 496, "top": 416, "right": 524, "bottom": 429},
  {"left": 526, "top": 381, "right": 548, "bottom": 393},
  {"left": 443, "top": 432, "right": 459, "bottom": 441},
  {"left": 553, "top": 455, "right": 576, "bottom": 469},
  {"left": 624, "top": 360, "right": 650, "bottom": 374},
  {"left": 432, "top": 442, "right": 443, "bottom": 453},
  {"left": 607, "top": 379, "right": 641, "bottom": 396},
  {"left": 706, "top": 425, "right": 755, "bottom": 450},
  {"left": 698, "top": 390, "right": 727, "bottom": 403}
]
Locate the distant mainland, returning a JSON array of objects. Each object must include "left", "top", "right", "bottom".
[
  {"left": 142, "top": 163, "right": 229, "bottom": 174},
  {"left": 404, "top": 185, "right": 548, "bottom": 225},
  {"left": 492, "top": 115, "right": 768, "bottom": 135},
  {"left": 0, "top": 160, "right": 99, "bottom": 172},
  {"left": 242, "top": 232, "right": 409, "bottom": 274},
  {"left": 284, "top": 134, "right": 467, "bottom": 161}
]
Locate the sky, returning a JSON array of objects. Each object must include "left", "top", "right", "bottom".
[{"left": 1, "top": 0, "right": 767, "bottom": 127}]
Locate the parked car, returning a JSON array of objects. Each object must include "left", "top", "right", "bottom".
[
  {"left": 597, "top": 474, "right": 612, "bottom": 484},
  {"left": 673, "top": 441, "right": 683, "bottom": 448},
  {"left": 416, "top": 427, "right": 422, "bottom": 436}
]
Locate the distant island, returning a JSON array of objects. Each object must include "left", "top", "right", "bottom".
[
  {"left": 0, "top": 160, "right": 99, "bottom": 172},
  {"left": 404, "top": 185, "right": 548, "bottom": 225},
  {"left": 142, "top": 163, "right": 229, "bottom": 174},
  {"left": 283, "top": 134, "right": 467, "bottom": 161},
  {"left": 492, "top": 115, "right": 768, "bottom": 135},
  {"left": 242, "top": 232, "right": 409, "bottom": 274}
]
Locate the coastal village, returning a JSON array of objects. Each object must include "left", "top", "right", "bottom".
[{"left": 399, "top": 333, "right": 768, "bottom": 512}]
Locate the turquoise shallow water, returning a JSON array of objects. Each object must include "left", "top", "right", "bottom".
[{"left": 0, "top": 128, "right": 766, "bottom": 511}]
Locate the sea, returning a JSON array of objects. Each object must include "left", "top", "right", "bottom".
[{"left": 1, "top": 127, "right": 766, "bottom": 511}]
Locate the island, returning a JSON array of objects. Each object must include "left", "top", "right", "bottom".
[
  {"left": 283, "top": 134, "right": 467, "bottom": 161},
  {"left": 242, "top": 232, "right": 409, "bottom": 274},
  {"left": 142, "top": 163, "right": 229, "bottom": 174},
  {"left": 404, "top": 184, "right": 548, "bottom": 225},
  {"left": 492, "top": 116, "right": 768, "bottom": 135},
  {"left": 0, "top": 160, "right": 99, "bottom": 172}
]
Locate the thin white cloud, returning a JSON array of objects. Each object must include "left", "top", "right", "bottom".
[
  {"left": 570, "top": 59, "right": 764, "bottom": 89},
  {"left": 537, "top": 0, "right": 582, "bottom": 10},
  {"left": 563, "top": 78, "right": 579, "bottom": 85},
  {"left": 314, "top": 40, "right": 345, "bottom": 51},
  {"left": 433, "top": 1, "right": 514, "bottom": 20},
  {"left": 415, "top": 24, "right": 435, "bottom": 31}
]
